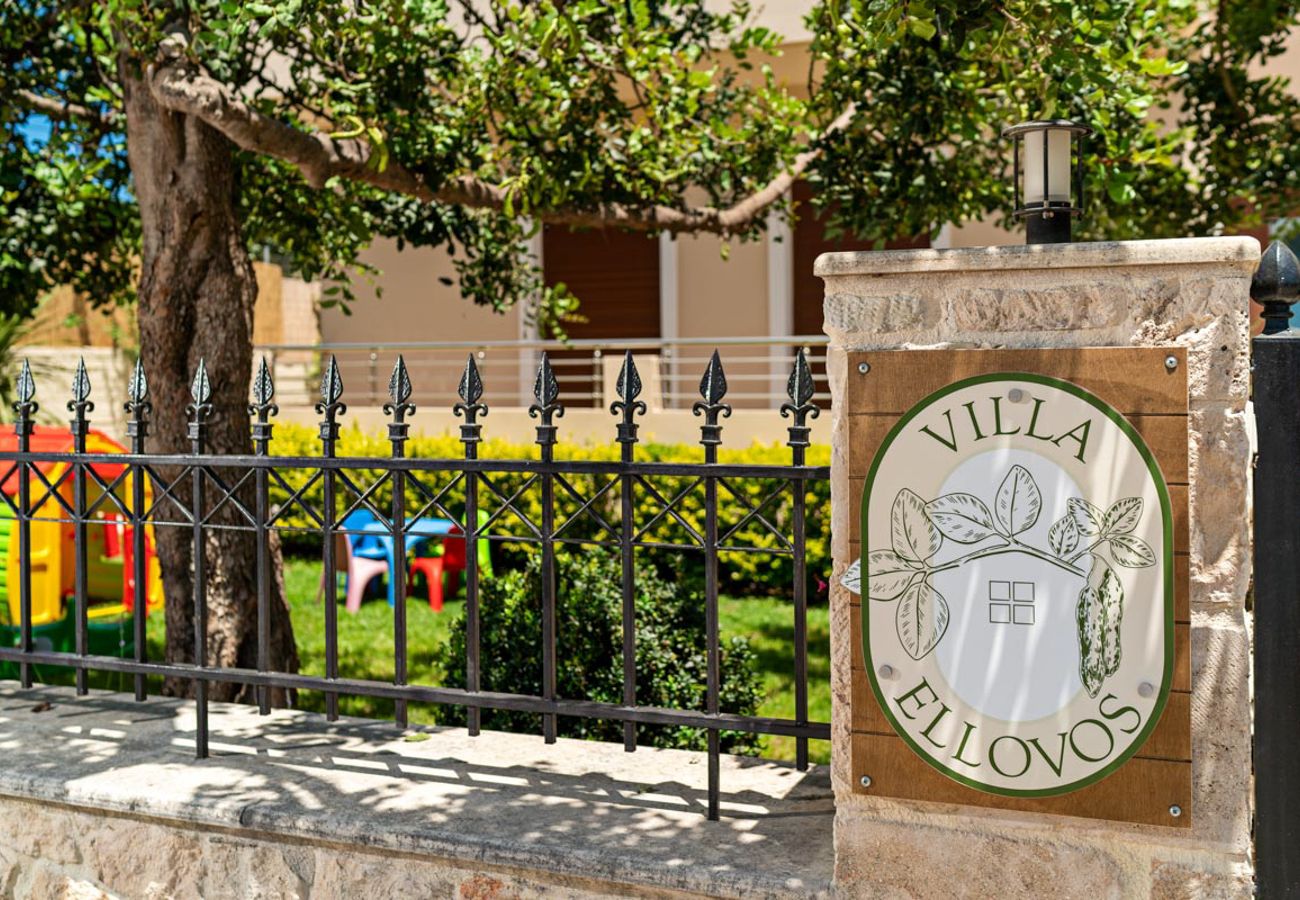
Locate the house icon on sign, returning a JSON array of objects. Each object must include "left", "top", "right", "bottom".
[{"left": 988, "top": 580, "right": 1036, "bottom": 626}]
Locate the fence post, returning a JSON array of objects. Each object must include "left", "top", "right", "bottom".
[
  {"left": 68, "top": 358, "right": 92, "bottom": 696},
  {"left": 250, "top": 357, "right": 277, "bottom": 715},
  {"left": 187, "top": 359, "right": 213, "bottom": 758},
  {"left": 530, "top": 352, "right": 563, "bottom": 744},
  {"left": 1253, "top": 239, "right": 1300, "bottom": 899},
  {"left": 694, "top": 350, "right": 730, "bottom": 821},
  {"left": 125, "top": 359, "right": 151, "bottom": 702}
]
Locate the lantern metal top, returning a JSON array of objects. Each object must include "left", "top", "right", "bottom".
[{"left": 1001, "top": 119, "right": 1093, "bottom": 139}]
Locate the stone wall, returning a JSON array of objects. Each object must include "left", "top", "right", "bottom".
[
  {"left": 818, "top": 238, "right": 1258, "bottom": 898},
  {"left": 0, "top": 685, "right": 833, "bottom": 900},
  {"left": 0, "top": 795, "right": 655, "bottom": 900}
]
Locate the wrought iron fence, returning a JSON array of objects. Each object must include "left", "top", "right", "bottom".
[{"left": 0, "top": 347, "right": 829, "bottom": 821}]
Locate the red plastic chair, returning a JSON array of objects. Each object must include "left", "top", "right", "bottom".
[{"left": 408, "top": 526, "right": 467, "bottom": 612}]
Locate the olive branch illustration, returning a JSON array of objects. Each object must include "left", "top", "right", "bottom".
[{"left": 843, "top": 465, "right": 1156, "bottom": 696}]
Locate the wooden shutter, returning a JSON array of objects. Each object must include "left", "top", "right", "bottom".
[
  {"left": 542, "top": 226, "right": 660, "bottom": 340},
  {"left": 542, "top": 226, "right": 661, "bottom": 405}
]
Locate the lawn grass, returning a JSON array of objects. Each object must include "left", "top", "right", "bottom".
[
  {"left": 282, "top": 560, "right": 830, "bottom": 763},
  {"left": 17, "top": 558, "right": 831, "bottom": 765}
]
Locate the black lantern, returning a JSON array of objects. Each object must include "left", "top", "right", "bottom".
[{"left": 1002, "top": 120, "right": 1092, "bottom": 245}]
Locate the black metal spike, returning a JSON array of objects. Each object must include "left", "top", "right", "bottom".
[
  {"left": 127, "top": 357, "right": 148, "bottom": 406},
  {"left": 692, "top": 350, "right": 731, "bottom": 447},
  {"left": 190, "top": 358, "right": 211, "bottom": 407},
  {"left": 617, "top": 350, "right": 642, "bottom": 404},
  {"left": 13, "top": 358, "right": 38, "bottom": 430},
  {"left": 1254, "top": 239, "right": 1300, "bottom": 335},
  {"left": 249, "top": 356, "right": 278, "bottom": 453},
  {"left": 251, "top": 356, "right": 276, "bottom": 411},
  {"left": 610, "top": 350, "right": 646, "bottom": 445},
  {"left": 458, "top": 354, "right": 484, "bottom": 408},
  {"left": 124, "top": 358, "right": 151, "bottom": 449},
  {"left": 67, "top": 357, "right": 94, "bottom": 424},
  {"left": 321, "top": 355, "right": 344, "bottom": 406},
  {"left": 16, "top": 358, "right": 34, "bottom": 406},
  {"left": 454, "top": 355, "right": 489, "bottom": 446},
  {"left": 781, "top": 348, "right": 821, "bottom": 449},
  {"left": 529, "top": 352, "right": 564, "bottom": 440},
  {"left": 185, "top": 358, "right": 213, "bottom": 451},
  {"left": 533, "top": 352, "right": 560, "bottom": 410},
  {"left": 384, "top": 355, "right": 416, "bottom": 453},
  {"left": 699, "top": 350, "right": 727, "bottom": 406},
  {"left": 314, "top": 355, "right": 346, "bottom": 452},
  {"left": 387, "top": 354, "right": 413, "bottom": 411}
]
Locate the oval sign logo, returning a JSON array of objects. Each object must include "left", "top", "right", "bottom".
[{"left": 843, "top": 373, "right": 1173, "bottom": 796}]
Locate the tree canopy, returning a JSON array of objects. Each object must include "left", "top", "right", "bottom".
[{"left": 4, "top": 0, "right": 1299, "bottom": 331}]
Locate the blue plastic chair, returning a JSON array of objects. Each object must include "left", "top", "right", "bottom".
[{"left": 339, "top": 509, "right": 455, "bottom": 607}]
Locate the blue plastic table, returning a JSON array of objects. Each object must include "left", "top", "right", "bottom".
[{"left": 356, "top": 518, "right": 456, "bottom": 607}]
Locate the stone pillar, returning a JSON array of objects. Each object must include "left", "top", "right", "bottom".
[{"left": 819, "top": 238, "right": 1258, "bottom": 898}]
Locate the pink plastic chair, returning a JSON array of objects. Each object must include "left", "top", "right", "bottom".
[{"left": 318, "top": 533, "right": 390, "bottom": 613}]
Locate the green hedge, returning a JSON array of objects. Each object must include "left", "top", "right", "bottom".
[
  {"left": 433, "top": 549, "right": 764, "bottom": 753},
  {"left": 266, "top": 424, "right": 830, "bottom": 598}
]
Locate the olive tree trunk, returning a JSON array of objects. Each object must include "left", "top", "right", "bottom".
[{"left": 121, "top": 61, "right": 298, "bottom": 704}]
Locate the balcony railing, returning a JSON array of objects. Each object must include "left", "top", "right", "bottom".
[{"left": 256, "top": 335, "right": 832, "bottom": 411}]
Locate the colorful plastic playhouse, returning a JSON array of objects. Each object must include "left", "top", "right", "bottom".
[{"left": 0, "top": 426, "right": 164, "bottom": 661}]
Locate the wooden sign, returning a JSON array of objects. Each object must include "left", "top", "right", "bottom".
[{"left": 845, "top": 348, "right": 1191, "bottom": 827}]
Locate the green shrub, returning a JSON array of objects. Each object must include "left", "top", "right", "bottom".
[
  {"left": 267, "top": 423, "right": 830, "bottom": 598},
  {"left": 431, "top": 549, "right": 764, "bottom": 754}
]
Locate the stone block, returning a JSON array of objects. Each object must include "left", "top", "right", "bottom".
[
  {"left": 834, "top": 811, "right": 1134, "bottom": 899},
  {"left": 947, "top": 283, "right": 1126, "bottom": 333},
  {"left": 1149, "top": 860, "right": 1253, "bottom": 899},
  {"left": 824, "top": 290, "right": 936, "bottom": 338},
  {"left": 1187, "top": 609, "right": 1252, "bottom": 853},
  {"left": 1187, "top": 405, "right": 1252, "bottom": 606}
]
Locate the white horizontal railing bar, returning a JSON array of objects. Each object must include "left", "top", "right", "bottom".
[{"left": 256, "top": 335, "right": 830, "bottom": 353}]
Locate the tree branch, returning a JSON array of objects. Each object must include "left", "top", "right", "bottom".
[
  {"left": 14, "top": 89, "right": 117, "bottom": 128},
  {"left": 147, "top": 58, "right": 854, "bottom": 235}
]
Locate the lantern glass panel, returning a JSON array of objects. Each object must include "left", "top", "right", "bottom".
[{"left": 1022, "top": 128, "right": 1072, "bottom": 205}]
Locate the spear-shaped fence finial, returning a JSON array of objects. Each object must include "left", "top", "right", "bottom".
[
  {"left": 454, "top": 354, "right": 488, "bottom": 448},
  {"left": 315, "top": 355, "right": 346, "bottom": 454},
  {"left": 67, "top": 357, "right": 94, "bottom": 445},
  {"left": 384, "top": 354, "right": 416, "bottom": 455},
  {"left": 529, "top": 352, "right": 564, "bottom": 448},
  {"left": 125, "top": 357, "right": 151, "bottom": 452},
  {"left": 186, "top": 358, "right": 213, "bottom": 452},
  {"left": 13, "top": 358, "right": 38, "bottom": 436},
  {"left": 780, "top": 348, "right": 821, "bottom": 450},
  {"left": 249, "top": 356, "right": 278, "bottom": 454},
  {"left": 693, "top": 350, "right": 731, "bottom": 448},
  {"left": 610, "top": 350, "right": 646, "bottom": 447}
]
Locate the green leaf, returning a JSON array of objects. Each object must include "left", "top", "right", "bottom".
[
  {"left": 1108, "top": 533, "right": 1156, "bottom": 568},
  {"left": 890, "top": 488, "right": 941, "bottom": 563},
  {"left": 907, "top": 18, "right": 937, "bottom": 40},
  {"left": 1048, "top": 514, "right": 1080, "bottom": 558},
  {"left": 1068, "top": 498, "right": 1106, "bottom": 536},
  {"left": 896, "top": 581, "right": 949, "bottom": 660},
  {"left": 924, "top": 493, "right": 998, "bottom": 544},
  {"left": 866, "top": 550, "right": 920, "bottom": 601},
  {"left": 994, "top": 465, "right": 1042, "bottom": 537},
  {"left": 1102, "top": 497, "right": 1143, "bottom": 535}
]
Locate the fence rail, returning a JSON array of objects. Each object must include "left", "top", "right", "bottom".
[{"left": 0, "top": 346, "right": 829, "bottom": 822}]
